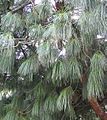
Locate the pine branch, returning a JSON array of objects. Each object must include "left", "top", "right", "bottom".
[
  {"left": 0, "top": 1, "right": 32, "bottom": 27},
  {"left": 81, "top": 73, "right": 107, "bottom": 120},
  {"left": 11, "top": 0, "right": 31, "bottom": 13},
  {"left": 89, "top": 97, "right": 107, "bottom": 120}
]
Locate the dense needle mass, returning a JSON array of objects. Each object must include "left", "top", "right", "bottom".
[{"left": 0, "top": 0, "right": 107, "bottom": 120}]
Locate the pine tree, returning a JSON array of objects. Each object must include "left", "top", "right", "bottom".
[{"left": 0, "top": 0, "right": 107, "bottom": 120}]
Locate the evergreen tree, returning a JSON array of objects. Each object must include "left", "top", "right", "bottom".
[{"left": 0, "top": 0, "right": 107, "bottom": 120}]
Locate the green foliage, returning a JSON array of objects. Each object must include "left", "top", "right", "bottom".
[
  {"left": 34, "top": 81, "right": 48, "bottom": 100},
  {"left": 68, "top": 58, "right": 82, "bottom": 82},
  {"left": 18, "top": 55, "right": 39, "bottom": 76},
  {"left": 3, "top": 111, "right": 19, "bottom": 120},
  {"left": 66, "top": 39, "right": 81, "bottom": 57},
  {"left": 1, "top": 12, "right": 22, "bottom": 32},
  {"left": 51, "top": 59, "right": 67, "bottom": 85},
  {"left": 43, "top": 24, "right": 56, "bottom": 39},
  {"left": 0, "top": 33, "right": 15, "bottom": 73},
  {"left": 0, "top": 0, "right": 107, "bottom": 120},
  {"left": 57, "top": 86, "right": 73, "bottom": 111},
  {"left": 87, "top": 51, "right": 105, "bottom": 98},
  {"left": 57, "top": 86, "right": 76, "bottom": 119},
  {"left": 29, "top": 24, "right": 44, "bottom": 39},
  {"left": 32, "top": 99, "right": 43, "bottom": 117},
  {"left": 37, "top": 41, "right": 58, "bottom": 66},
  {"left": 44, "top": 92, "right": 58, "bottom": 113},
  {"left": 79, "top": 12, "right": 96, "bottom": 47}
]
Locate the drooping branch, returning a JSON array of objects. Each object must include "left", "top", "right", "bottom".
[
  {"left": 79, "top": 44, "right": 107, "bottom": 120},
  {"left": 81, "top": 72, "right": 107, "bottom": 120}
]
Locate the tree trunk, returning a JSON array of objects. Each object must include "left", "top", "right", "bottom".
[
  {"left": 81, "top": 73, "right": 107, "bottom": 120},
  {"left": 89, "top": 97, "right": 107, "bottom": 120}
]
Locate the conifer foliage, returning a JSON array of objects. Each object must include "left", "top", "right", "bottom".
[{"left": 0, "top": 0, "right": 107, "bottom": 120}]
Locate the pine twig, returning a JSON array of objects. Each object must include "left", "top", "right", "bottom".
[{"left": 11, "top": 0, "right": 31, "bottom": 13}]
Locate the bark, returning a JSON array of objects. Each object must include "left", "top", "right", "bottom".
[
  {"left": 81, "top": 73, "right": 107, "bottom": 120},
  {"left": 89, "top": 97, "right": 107, "bottom": 120}
]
